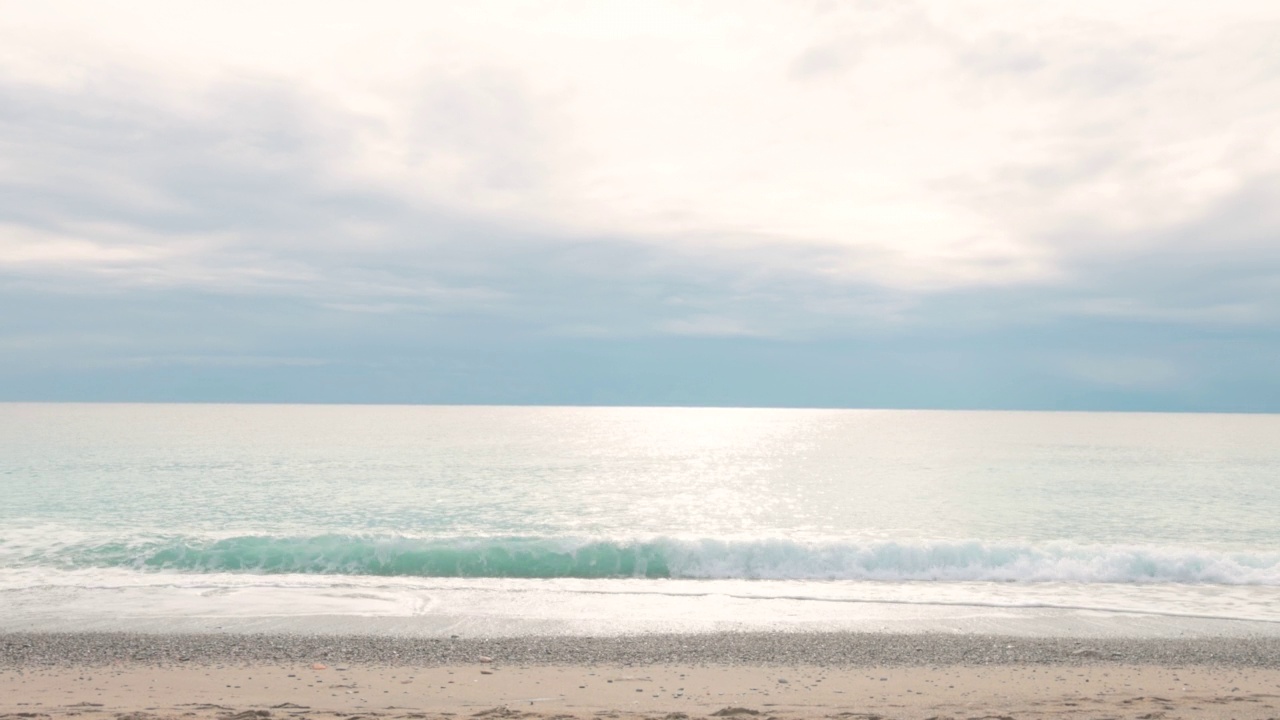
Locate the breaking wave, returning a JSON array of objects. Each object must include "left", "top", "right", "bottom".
[{"left": 12, "top": 535, "right": 1280, "bottom": 584}]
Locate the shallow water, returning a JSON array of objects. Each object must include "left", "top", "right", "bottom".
[{"left": 2, "top": 403, "right": 1278, "bottom": 636}]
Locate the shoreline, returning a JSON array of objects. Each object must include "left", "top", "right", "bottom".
[{"left": 5, "top": 631, "right": 1280, "bottom": 668}]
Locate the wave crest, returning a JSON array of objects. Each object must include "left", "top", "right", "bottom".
[{"left": 17, "top": 535, "right": 1280, "bottom": 584}]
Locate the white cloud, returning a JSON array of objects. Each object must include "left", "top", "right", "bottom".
[
  {"left": 1, "top": 0, "right": 1279, "bottom": 308},
  {"left": 657, "top": 314, "right": 769, "bottom": 338},
  {"left": 1059, "top": 354, "right": 1184, "bottom": 391},
  {"left": 0, "top": 223, "right": 175, "bottom": 266},
  {"left": 102, "top": 354, "right": 331, "bottom": 369}
]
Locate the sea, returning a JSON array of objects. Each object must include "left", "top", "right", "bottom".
[{"left": 2, "top": 403, "right": 1278, "bottom": 639}]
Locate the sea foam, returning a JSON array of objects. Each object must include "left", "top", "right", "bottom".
[{"left": 14, "top": 534, "right": 1280, "bottom": 584}]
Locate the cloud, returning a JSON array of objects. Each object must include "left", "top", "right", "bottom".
[
  {"left": 657, "top": 315, "right": 770, "bottom": 339},
  {"left": 2, "top": 0, "right": 1280, "bottom": 409},
  {"left": 1059, "top": 354, "right": 1184, "bottom": 391}
]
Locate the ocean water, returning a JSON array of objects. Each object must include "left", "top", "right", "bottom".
[{"left": 2, "top": 403, "right": 1278, "bottom": 637}]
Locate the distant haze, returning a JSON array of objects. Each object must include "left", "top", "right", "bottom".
[{"left": 2, "top": 1, "right": 1279, "bottom": 410}]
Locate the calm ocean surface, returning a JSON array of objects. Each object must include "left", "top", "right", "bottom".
[{"left": 2, "top": 403, "right": 1278, "bottom": 637}]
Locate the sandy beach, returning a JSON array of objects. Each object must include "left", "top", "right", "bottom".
[{"left": 4, "top": 633, "right": 1279, "bottom": 720}]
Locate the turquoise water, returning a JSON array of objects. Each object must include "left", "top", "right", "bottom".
[{"left": 2, "top": 403, "right": 1279, "bottom": 635}]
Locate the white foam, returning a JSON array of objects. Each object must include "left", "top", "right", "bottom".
[
  {"left": 5, "top": 532, "right": 1280, "bottom": 584},
  {"left": 3, "top": 568, "right": 1280, "bottom": 638}
]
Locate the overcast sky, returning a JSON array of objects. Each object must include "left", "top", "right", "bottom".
[{"left": 2, "top": 0, "right": 1279, "bottom": 410}]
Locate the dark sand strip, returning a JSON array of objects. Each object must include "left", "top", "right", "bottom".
[{"left": 4, "top": 631, "right": 1280, "bottom": 668}]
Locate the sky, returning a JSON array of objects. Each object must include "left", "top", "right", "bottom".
[{"left": 2, "top": 0, "right": 1279, "bottom": 410}]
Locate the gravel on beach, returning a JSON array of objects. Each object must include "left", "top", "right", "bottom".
[{"left": 2, "top": 632, "right": 1278, "bottom": 669}]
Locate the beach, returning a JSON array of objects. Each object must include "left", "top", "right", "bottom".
[
  {"left": 8, "top": 0, "right": 1280, "bottom": 709},
  {"left": 5, "top": 407, "right": 1280, "bottom": 719},
  {"left": 5, "top": 633, "right": 1280, "bottom": 720}
]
